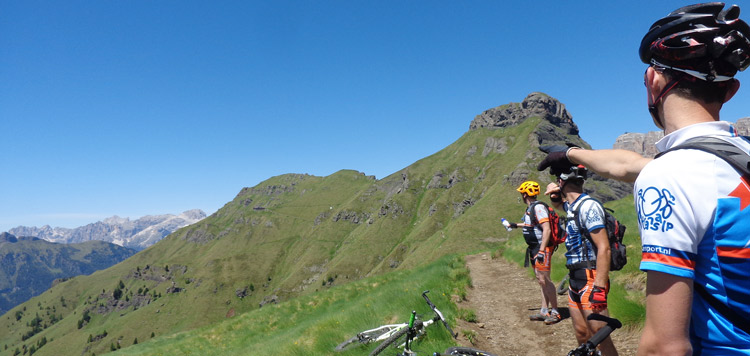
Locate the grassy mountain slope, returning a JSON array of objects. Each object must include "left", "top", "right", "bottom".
[
  {"left": 0, "top": 235, "right": 136, "bottom": 316},
  {"left": 108, "top": 255, "right": 470, "bottom": 355},
  {"left": 0, "top": 95, "right": 635, "bottom": 356}
]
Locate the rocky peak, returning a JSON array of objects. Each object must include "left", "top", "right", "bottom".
[
  {"left": 613, "top": 117, "right": 750, "bottom": 157},
  {"left": 469, "top": 92, "right": 579, "bottom": 135}
]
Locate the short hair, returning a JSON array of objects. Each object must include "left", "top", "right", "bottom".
[{"left": 662, "top": 69, "right": 735, "bottom": 104}]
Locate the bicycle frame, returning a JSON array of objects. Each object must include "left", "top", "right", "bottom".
[{"left": 395, "top": 291, "right": 456, "bottom": 356}]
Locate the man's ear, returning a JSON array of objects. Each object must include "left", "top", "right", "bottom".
[
  {"left": 645, "top": 67, "right": 669, "bottom": 104},
  {"left": 724, "top": 79, "right": 740, "bottom": 103}
]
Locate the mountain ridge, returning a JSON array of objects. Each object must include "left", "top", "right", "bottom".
[{"left": 7, "top": 209, "right": 206, "bottom": 251}]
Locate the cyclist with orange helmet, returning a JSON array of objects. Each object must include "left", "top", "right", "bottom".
[{"left": 504, "top": 180, "right": 561, "bottom": 324}]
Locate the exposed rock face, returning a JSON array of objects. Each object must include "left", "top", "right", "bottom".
[
  {"left": 613, "top": 131, "right": 664, "bottom": 158},
  {"left": 469, "top": 92, "right": 579, "bottom": 135},
  {"left": 613, "top": 117, "right": 750, "bottom": 157},
  {"left": 735, "top": 117, "right": 750, "bottom": 135}
]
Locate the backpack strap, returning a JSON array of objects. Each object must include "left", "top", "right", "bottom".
[
  {"left": 655, "top": 136, "right": 750, "bottom": 176},
  {"left": 528, "top": 201, "right": 547, "bottom": 227},
  {"left": 694, "top": 283, "right": 750, "bottom": 335},
  {"left": 571, "top": 196, "right": 596, "bottom": 269}
]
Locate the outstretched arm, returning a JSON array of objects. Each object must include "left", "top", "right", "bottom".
[
  {"left": 537, "top": 146, "right": 652, "bottom": 183},
  {"left": 567, "top": 148, "right": 652, "bottom": 183}
]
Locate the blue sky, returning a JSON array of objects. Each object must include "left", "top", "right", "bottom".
[{"left": 2, "top": 1, "right": 749, "bottom": 232}]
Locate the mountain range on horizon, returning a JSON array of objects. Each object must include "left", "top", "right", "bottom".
[{"left": 6, "top": 209, "right": 206, "bottom": 251}]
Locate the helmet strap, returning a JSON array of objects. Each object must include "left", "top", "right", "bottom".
[{"left": 647, "top": 75, "right": 681, "bottom": 130}]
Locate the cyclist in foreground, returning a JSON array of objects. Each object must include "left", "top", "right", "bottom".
[
  {"left": 538, "top": 2, "right": 750, "bottom": 354},
  {"left": 544, "top": 166, "right": 618, "bottom": 356}
]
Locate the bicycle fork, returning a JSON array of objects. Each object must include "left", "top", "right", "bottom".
[{"left": 404, "top": 310, "right": 417, "bottom": 353}]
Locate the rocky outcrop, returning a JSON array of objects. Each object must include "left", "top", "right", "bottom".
[
  {"left": 613, "top": 117, "right": 750, "bottom": 157},
  {"left": 469, "top": 92, "right": 579, "bottom": 135},
  {"left": 612, "top": 131, "right": 664, "bottom": 158},
  {"left": 735, "top": 117, "right": 750, "bottom": 135}
]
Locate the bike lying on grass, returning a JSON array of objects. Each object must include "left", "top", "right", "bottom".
[
  {"left": 567, "top": 314, "right": 622, "bottom": 356},
  {"left": 336, "top": 290, "right": 469, "bottom": 355},
  {"left": 434, "top": 346, "right": 498, "bottom": 356}
]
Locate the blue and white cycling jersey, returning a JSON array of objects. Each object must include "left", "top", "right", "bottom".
[
  {"left": 563, "top": 193, "right": 605, "bottom": 267},
  {"left": 635, "top": 121, "right": 750, "bottom": 354}
]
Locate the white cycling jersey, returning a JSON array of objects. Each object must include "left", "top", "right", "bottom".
[
  {"left": 635, "top": 121, "right": 750, "bottom": 353},
  {"left": 521, "top": 201, "right": 549, "bottom": 246}
]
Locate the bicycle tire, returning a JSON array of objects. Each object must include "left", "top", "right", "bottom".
[
  {"left": 334, "top": 335, "right": 361, "bottom": 352},
  {"left": 556, "top": 275, "right": 569, "bottom": 295},
  {"left": 443, "top": 346, "right": 499, "bottom": 356},
  {"left": 368, "top": 326, "right": 408, "bottom": 356}
]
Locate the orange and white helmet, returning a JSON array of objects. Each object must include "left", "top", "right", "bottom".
[{"left": 516, "top": 181, "right": 541, "bottom": 196}]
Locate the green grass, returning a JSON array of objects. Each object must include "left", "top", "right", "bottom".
[{"left": 109, "top": 255, "right": 469, "bottom": 356}]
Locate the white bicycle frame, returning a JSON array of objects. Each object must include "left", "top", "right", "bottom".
[{"left": 360, "top": 319, "right": 435, "bottom": 347}]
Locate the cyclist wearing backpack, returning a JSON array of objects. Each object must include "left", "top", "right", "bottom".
[
  {"left": 537, "top": 3, "right": 750, "bottom": 355},
  {"left": 545, "top": 166, "right": 618, "bottom": 356},
  {"left": 504, "top": 181, "right": 562, "bottom": 325}
]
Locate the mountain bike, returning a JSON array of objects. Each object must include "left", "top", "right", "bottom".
[
  {"left": 434, "top": 346, "right": 498, "bottom": 356},
  {"left": 567, "top": 314, "right": 622, "bottom": 356},
  {"left": 334, "top": 290, "right": 456, "bottom": 355}
]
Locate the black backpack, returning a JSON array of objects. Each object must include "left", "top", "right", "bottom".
[{"left": 572, "top": 197, "right": 628, "bottom": 271}]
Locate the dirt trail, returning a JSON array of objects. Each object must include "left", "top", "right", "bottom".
[{"left": 453, "top": 253, "right": 640, "bottom": 356}]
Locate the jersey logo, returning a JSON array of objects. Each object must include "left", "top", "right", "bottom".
[{"left": 637, "top": 187, "right": 676, "bottom": 232}]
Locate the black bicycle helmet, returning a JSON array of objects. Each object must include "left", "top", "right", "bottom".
[
  {"left": 639, "top": 3, "right": 750, "bottom": 82},
  {"left": 558, "top": 165, "right": 588, "bottom": 181}
]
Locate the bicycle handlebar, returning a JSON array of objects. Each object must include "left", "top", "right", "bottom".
[
  {"left": 568, "top": 314, "right": 622, "bottom": 356},
  {"left": 585, "top": 314, "right": 622, "bottom": 348},
  {"left": 422, "top": 290, "right": 457, "bottom": 339}
]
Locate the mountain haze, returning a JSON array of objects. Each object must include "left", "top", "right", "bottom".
[
  {"left": 7, "top": 210, "right": 206, "bottom": 251},
  {"left": 0, "top": 233, "right": 136, "bottom": 316},
  {"left": 0, "top": 93, "right": 632, "bottom": 356}
]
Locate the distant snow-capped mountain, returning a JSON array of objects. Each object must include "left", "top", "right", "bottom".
[{"left": 7, "top": 209, "right": 206, "bottom": 250}]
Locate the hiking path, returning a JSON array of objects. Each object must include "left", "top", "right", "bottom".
[{"left": 453, "top": 253, "right": 640, "bottom": 355}]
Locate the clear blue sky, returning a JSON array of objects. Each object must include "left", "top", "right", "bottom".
[{"left": 2, "top": 1, "right": 749, "bottom": 232}]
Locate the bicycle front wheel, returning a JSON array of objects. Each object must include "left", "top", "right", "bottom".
[
  {"left": 443, "top": 346, "right": 499, "bottom": 356},
  {"left": 368, "top": 326, "right": 408, "bottom": 356}
]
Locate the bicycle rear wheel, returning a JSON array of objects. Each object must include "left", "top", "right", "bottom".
[
  {"left": 556, "top": 275, "right": 569, "bottom": 295},
  {"left": 334, "top": 335, "right": 361, "bottom": 352},
  {"left": 368, "top": 326, "right": 409, "bottom": 356},
  {"left": 443, "top": 346, "right": 498, "bottom": 356}
]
